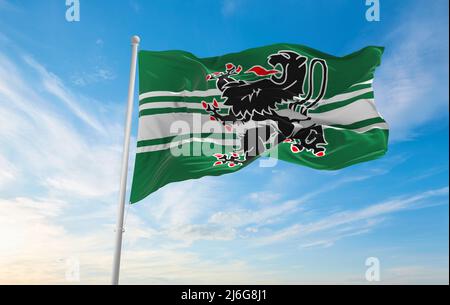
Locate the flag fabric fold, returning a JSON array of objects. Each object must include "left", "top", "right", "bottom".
[{"left": 130, "top": 43, "right": 388, "bottom": 204}]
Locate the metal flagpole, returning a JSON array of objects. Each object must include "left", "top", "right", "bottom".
[{"left": 111, "top": 35, "right": 140, "bottom": 285}]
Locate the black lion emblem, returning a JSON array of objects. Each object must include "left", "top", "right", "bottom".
[{"left": 202, "top": 50, "right": 329, "bottom": 166}]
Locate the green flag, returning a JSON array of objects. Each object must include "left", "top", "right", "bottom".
[{"left": 130, "top": 43, "right": 388, "bottom": 204}]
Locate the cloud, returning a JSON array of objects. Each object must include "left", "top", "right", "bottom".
[
  {"left": 0, "top": 153, "right": 18, "bottom": 187},
  {"left": 0, "top": 39, "right": 134, "bottom": 283},
  {"left": 299, "top": 218, "right": 384, "bottom": 249},
  {"left": 256, "top": 187, "right": 449, "bottom": 246},
  {"left": 23, "top": 56, "right": 106, "bottom": 133},
  {"left": 0, "top": 192, "right": 272, "bottom": 284},
  {"left": 209, "top": 199, "right": 302, "bottom": 228},
  {"left": 0, "top": 0, "right": 17, "bottom": 11},
  {"left": 71, "top": 67, "right": 116, "bottom": 87},
  {"left": 145, "top": 170, "right": 400, "bottom": 246},
  {"left": 375, "top": 1, "right": 449, "bottom": 141},
  {"left": 0, "top": 197, "right": 71, "bottom": 284},
  {"left": 69, "top": 41, "right": 116, "bottom": 87},
  {"left": 0, "top": 195, "right": 150, "bottom": 284},
  {"left": 386, "top": 266, "right": 449, "bottom": 284},
  {"left": 247, "top": 191, "right": 282, "bottom": 204},
  {"left": 0, "top": 50, "right": 126, "bottom": 200}
]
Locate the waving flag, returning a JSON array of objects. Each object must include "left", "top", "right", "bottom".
[{"left": 130, "top": 44, "right": 388, "bottom": 204}]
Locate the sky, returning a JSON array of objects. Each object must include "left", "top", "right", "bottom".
[{"left": 0, "top": 0, "right": 448, "bottom": 284}]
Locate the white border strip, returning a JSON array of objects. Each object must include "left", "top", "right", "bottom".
[{"left": 139, "top": 89, "right": 222, "bottom": 101}]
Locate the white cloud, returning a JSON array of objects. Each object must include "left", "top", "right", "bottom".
[
  {"left": 256, "top": 187, "right": 449, "bottom": 246},
  {"left": 67, "top": 43, "right": 117, "bottom": 87},
  {"left": 0, "top": 153, "right": 18, "bottom": 187},
  {"left": 0, "top": 43, "right": 130, "bottom": 282},
  {"left": 71, "top": 67, "right": 116, "bottom": 87},
  {"left": 144, "top": 181, "right": 223, "bottom": 227},
  {"left": 0, "top": 197, "right": 71, "bottom": 284},
  {"left": 299, "top": 219, "right": 383, "bottom": 249},
  {"left": 209, "top": 199, "right": 302, "bottom": 228},
  {"left": 141, "top": 170, "right": 400, "bottom": 246},
  {"left": 382, "top": 265, "right": 449, "bottom": 284},
  {"left": 375, "top": 2, "right": 449, "bottom": 141},
  {"left": 0, "top": 51, "right": 125, "bottom": 200},
  {"left": 247, "top": 191, "right": 282, "bottom": 204},
  {"left": 0, "top": 193, "right": 274, "bottom": 284},
  {"left": 23, "top": 56, "right": 106, "bottom": 133}
]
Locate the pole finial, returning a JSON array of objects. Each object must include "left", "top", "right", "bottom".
[{"left": 131, "top": 35, "right": 141, "bottom": 45}]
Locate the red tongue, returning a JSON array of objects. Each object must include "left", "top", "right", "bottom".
[
  {"left": 226, "top": 63, "right": 235, "bottom": 70},
  {"left": 246, "top": 65, "right": 280, "bottom": 76}
]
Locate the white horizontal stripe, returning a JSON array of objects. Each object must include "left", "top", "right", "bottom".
[
  {"left": 309, "top": 99, "right": 380, "bottom": 126},
  {"left": 139, "top": 89, "right": 222, "bottom": 101},
  {"left": 136, "top": 137, "right": 238, "bottom": 153},
  {"left": 350, "top": 79, "right": 373, "bottom": 88},
  {"left": 139, "top": 87, "right": 373, "bottom": 112},
  {"left": 326, "top": 122, "right": 389, "bottom": 133},
  {"left": 137, "top": 113, "right": 228, "bottom": 142},
  {"left": 277, "top": 98, "right": 381, "bottom": 126},
  {"left": 353, "top": 122, "right": 388, "bottom": 133},
  {"left": 139, "top": 101, "right": 227, "bottom": 111},
  {"left": 318, "top": 87, "right": 373, "bottom": 107},
  {"left": 138, "top": 98, "right": 383, "bottom": 142}
]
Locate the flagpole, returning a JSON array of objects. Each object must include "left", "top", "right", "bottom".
[{"left": 111, "top": 35, "right": 140, "bottom": 285}]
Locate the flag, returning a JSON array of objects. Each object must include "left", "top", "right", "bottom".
[{"left": 130, "top": 43, "right": 388, "bottom": 204}]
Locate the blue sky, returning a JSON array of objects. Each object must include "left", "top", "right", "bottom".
[{"left": 0, "top": 0, "right": 448, "bottom": 284}]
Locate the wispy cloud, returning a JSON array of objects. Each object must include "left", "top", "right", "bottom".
[
  {"left": 0, "top": 153, "right": 17, "bottom": 187},
  {"left": 71, "top": 67, "right": 116, "bottom": 87},
  {"left": 256, "top": 187, "right": 449, "bottom": 246},
  {"left": 68, "top": 40, "right": 116, "bottom": 87},
  {"left": 142, "top": 168, "right": 412, "bottom": 247},
  {"left": 23, "top": 56, "right": 106, "bottom": 133},
  {"left": 0, "top": 36, "right": 132, "bottom": 282},
  {"left": 382, "top": 265, "right": 449, "bottom": 284},
  {"left": 299, "top": 218, "right": 384, "bottom": 249},
  {"left": 375, "top": 1, "right": 449, "bottom": 141},
  {"left": 0, "top": 0, "right": 17, "bottom": 11},
  {"left": 0, "top": 47, "right": 126, "bottom": 202}
]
